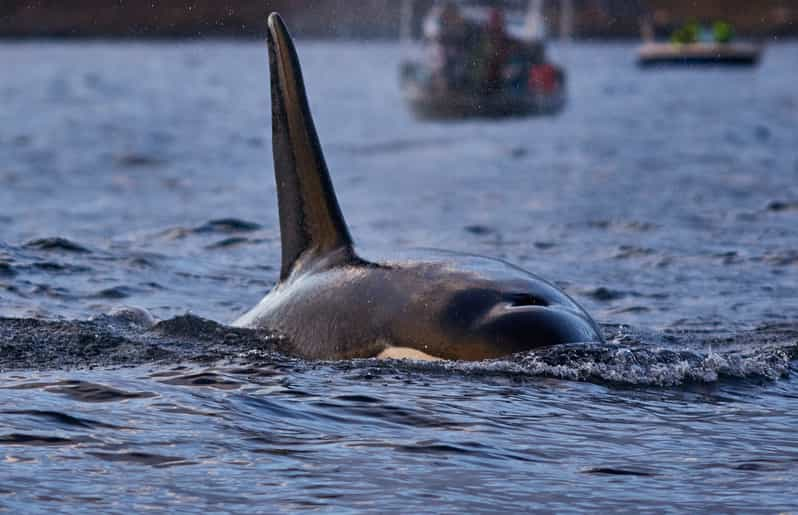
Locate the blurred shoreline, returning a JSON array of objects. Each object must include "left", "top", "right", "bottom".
[{"left": 1, "top": 1, "right": 795, "bottom": 40}]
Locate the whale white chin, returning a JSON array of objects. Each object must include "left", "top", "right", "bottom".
[{"left": 377, "top": 347, "right": 444, "bottom": 362}]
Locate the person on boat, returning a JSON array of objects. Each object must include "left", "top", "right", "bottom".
[
  {"left": 649, "top": 9, "right": 676, "bottom": 42},
  {"left": 503, "top": 39, "right": 530, "bottom": 94},
  {"left": 698, "top": 19, "right": 716, "bottom": 43},
  {"left": 503, "top": 38, "right": 543, "bottom": 95},
  {"left": 436, "top": 1, "right": 471, "bottom": 90},
  {"left": 671, "top": 20, "right": 699, "bottom": 44},
  {"left": 478, "top": 7, "right": 509, "bottom": 95},
  {"left": 713, "top": 21, "right": 735, "bottom": 43}
]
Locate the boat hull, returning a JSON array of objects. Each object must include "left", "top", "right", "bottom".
[
  {"left": 637, "top": 42, "right": 762, "bottom": 67},
  {"left": 400, "top": 63, "right": 566, "bottom": 120}
]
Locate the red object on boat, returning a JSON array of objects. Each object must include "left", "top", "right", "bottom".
[{"left": 529, "top": 64, "right": 558, "bottom": 93}]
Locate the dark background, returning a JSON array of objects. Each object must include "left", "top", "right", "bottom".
[{"left": 1, "top": 0, "right": 795, "bottom": 39}]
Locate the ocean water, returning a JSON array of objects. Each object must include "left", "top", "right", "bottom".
[{"left": 0, "top": 40, "right": 797, "bottom": 512}]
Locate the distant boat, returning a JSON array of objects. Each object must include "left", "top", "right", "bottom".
[
  {"left": 399, "top": 0, "right": 567, "bottom": 119},
  {"left": 636, "top": 18, "right": 763, "bottom": 67}
]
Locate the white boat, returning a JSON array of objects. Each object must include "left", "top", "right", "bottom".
[{"left": 399, "top": 0, "right": 568, "bottom": 119}]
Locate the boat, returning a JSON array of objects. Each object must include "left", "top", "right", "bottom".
[
  {"left": 400, "top": 60, "right": 566, "bottom": 118},
  {"left": 637, "top": 41, "right": 762, "bottom": 67},
  {"left": 399, "top": 0, "right": 567, "bottom": 119},
  {"left": 636, "top": 18, "right": 763, "bottom": 67}
]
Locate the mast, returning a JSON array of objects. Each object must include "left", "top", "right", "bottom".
[
  {"left": 559, "top": 0, "right": 574, "bottom": 41},
  {"left": 400, "top": 0, "right": 414, "bottom": 48},
  {"left": 525, "top": 0, "right": 546, "bottom": 41}
]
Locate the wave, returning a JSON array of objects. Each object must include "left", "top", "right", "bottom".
[{"left": 1, "top": 311, "right": 795, "bottom": 386}]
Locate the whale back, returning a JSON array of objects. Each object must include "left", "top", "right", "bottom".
[{"left": 267, "top": 14, "right": 355, "bottom": 280}]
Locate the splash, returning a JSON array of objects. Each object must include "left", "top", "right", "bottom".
[{"left": 0, "top": 313, "right": 795, "bottom": 386}]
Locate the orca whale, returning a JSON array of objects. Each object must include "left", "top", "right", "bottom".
[{"left": 233, "top": 13, "right": 602, "bottom": 361}]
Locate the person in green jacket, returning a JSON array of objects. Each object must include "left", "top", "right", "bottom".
[{"left": 713, "top": 21, "right": 735, "bottom": 44}]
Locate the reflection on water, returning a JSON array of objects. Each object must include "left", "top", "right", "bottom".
[{"left": 0, "top": 40, "right": 797, "bottom": 510}]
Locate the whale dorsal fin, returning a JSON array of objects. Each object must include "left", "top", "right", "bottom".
[{"left": 267, "top": 13, "right": 355, "bottom": 280}]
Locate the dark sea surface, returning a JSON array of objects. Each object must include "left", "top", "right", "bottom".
[{"left": 1, "top": 40, "right": 797, "bottom": 512}]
